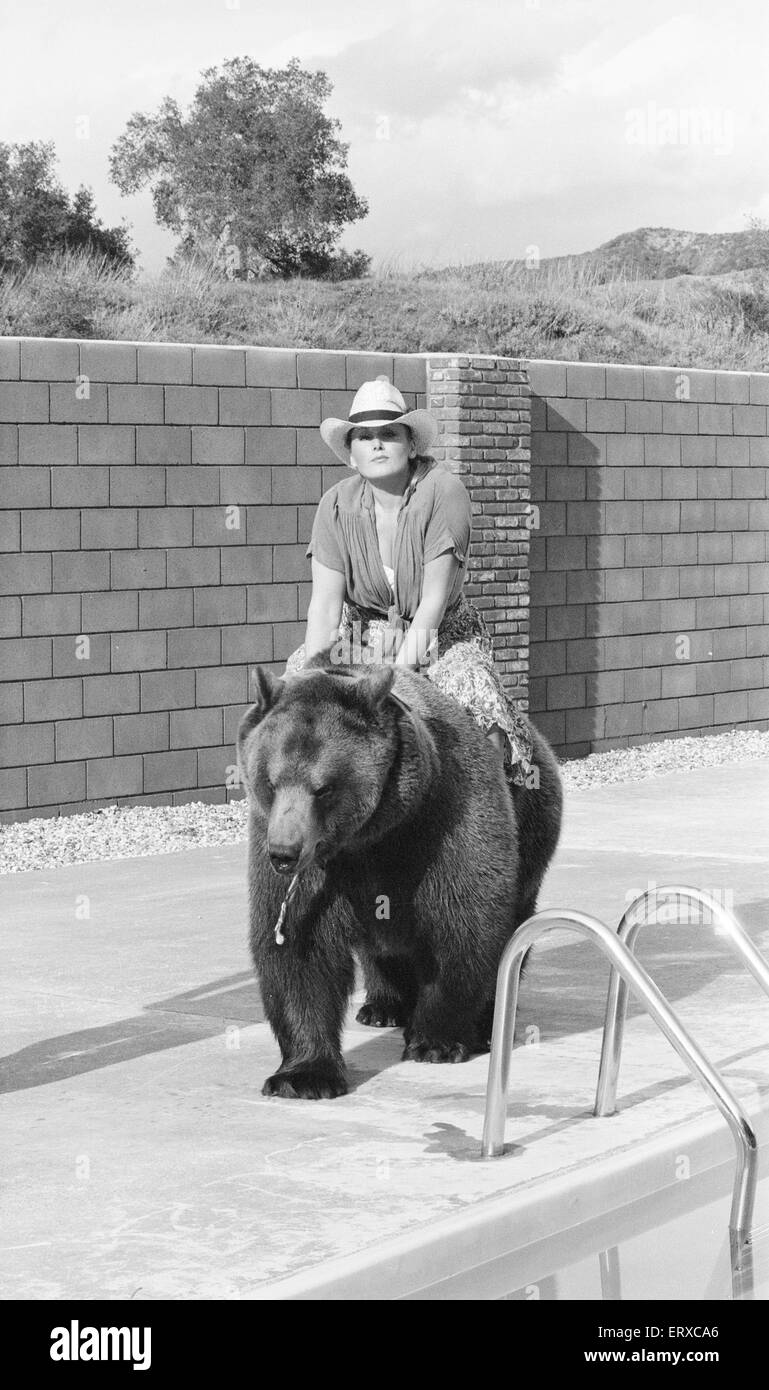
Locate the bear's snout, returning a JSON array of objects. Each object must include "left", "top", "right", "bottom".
[
  {"left": 267, "top": 786, "right": 322, "bottom": 874},
  {"left": 269, "top": 843, "right": 302, "bottom": 874}
]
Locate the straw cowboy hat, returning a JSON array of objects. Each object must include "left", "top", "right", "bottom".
[{"left": 320, "top": 375, "right": 438, "bottom": 465}]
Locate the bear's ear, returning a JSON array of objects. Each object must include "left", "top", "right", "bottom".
[
  {"left": 355, "top": 664, "right": 395, "bottom": 709},
  {"left": 247, "top": 665, "right": 285, "bottom": 721},
  {"left": 236, "top": 668, "right": 285, "bottom": 780}
]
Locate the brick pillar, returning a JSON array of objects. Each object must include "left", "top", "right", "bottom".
[{"left": 427, "top": 355, "right": 530, "bottom": 710}]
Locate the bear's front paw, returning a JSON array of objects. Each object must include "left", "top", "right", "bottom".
[
  {"left": 402, "top": 1038, "right": 471, "bottom": 1064},
  {"left": 356, "top": 997, "right": 409, "bottom": 1028},
  {"left": 262, "top": 1065, "right": 348, "bottom": 1099}
]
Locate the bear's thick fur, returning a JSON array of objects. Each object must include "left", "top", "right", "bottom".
[{"left": 237, "top": 657, "right": 562, "bottom": 1099}]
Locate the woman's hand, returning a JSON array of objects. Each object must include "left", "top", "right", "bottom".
[{"left": 394, "top": 552, "right": 460, "bottom": 670}]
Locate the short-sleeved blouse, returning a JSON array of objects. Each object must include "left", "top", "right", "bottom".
[{"left": 305, "top": 458, "right": 471, "bottom": 621}]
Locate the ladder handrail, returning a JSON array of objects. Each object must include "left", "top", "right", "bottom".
[
  {"left": 596, "top": 887, "right": 769, "bottom": 1117},
  {"left": 481, "top": 909, "right": 758, "bottom": 1241}
]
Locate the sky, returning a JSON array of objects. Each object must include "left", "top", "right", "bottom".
[{"left": 1, "top": 0, "right": 768, "bottom": 273}]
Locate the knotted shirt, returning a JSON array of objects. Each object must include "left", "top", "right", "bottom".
[{"left": 305, "top": 457, "right": 472, "bottom": 626}]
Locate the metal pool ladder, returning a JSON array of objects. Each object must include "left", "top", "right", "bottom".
[
  {"left": 481, "top": 893, "right": 769, "bottom": 1256},
  {"left": 596, "top": 886, "right": 769, "bottom": 1117}
]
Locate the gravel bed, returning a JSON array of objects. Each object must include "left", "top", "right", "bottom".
[
  {"left": 1, "top": 728, "right": 767, "bottom": 876},
  {"left": 558, "top": 727, "right": 769, "bottom": 791}
]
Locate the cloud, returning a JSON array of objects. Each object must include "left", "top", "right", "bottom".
[
  {"left": 331, "top": 0, "right": 769, "bottom": 268},
  {"left": 319, "top": 0, "right": 580, "bottom": 129}
]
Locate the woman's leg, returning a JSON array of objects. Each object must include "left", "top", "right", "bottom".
[
  {"left": 485, "top": 723, "right": 505, "bottom": 756},
  {"left": 426, "top": 638, "right": 533, "bottom": 784}
]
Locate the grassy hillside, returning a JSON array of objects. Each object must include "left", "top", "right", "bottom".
[{"left": 1, "top": 246, "right": 769, "bottom": 370}]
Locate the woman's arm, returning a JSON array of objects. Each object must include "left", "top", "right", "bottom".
[
  {"left": 304, "top": 558, "right": 347, "bottom": 662},
  {"left": 394, "top": 552, "right": 461, "bottom": 670}
]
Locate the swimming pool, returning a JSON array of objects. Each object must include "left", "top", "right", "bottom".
[
  {"left": 253, "top": 1120, "right": 769, "bottom": 1300},
  {"left": 440, "top": 1164, "right": 769, "bottom": 1301},
  {"left": 251, "top": 909, "right": 769, "bottom": 1302}
]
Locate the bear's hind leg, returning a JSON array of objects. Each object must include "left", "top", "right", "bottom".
[
  {"left": 403, "top": 979, "right": 480, "bottom": 1064},
  {"left": 355, "top": 950, "right": 418, "bottom": 1029}
]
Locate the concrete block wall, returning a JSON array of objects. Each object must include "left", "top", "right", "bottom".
[
  {"left": 0, "top": 340, "right": 530, "bottom": 821},
  {"left": 3, "top": 337, "right": 767, "bottom": 819},
  {"left": 0, "top": 341, "right": 431, "bottom": 820},
  {"left": 528, "top": 361, "right": 769, "bottom": 757}
]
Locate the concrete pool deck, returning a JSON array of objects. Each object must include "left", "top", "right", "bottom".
[{"left": 2, "top": 761, "right": 769, "bottom": 1299}]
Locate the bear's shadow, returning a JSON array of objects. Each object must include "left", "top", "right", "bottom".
[
  {"left": 0, "top": 973, "right": 262, "bottom": 1095},
  {"left": 4, "top": 896, "right": 767, "bottom": 1117}
]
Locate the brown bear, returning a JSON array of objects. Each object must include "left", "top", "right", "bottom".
[{"left": 237, "top": 656, "right": 562, "bottom": 1099}]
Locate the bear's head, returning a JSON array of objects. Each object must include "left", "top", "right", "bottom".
[{"left": 237, "top": 662, "right": 431, "bottom": 875}]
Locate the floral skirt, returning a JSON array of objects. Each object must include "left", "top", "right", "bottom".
[{"left": 284, "top": 593, "right": 534, "bottom": 786}]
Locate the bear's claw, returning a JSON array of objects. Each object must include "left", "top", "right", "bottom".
[
  {"left": 356, "top": 999, "right": 408, "bottom": 1028},
  {"left": 402, "top": 1038, "right": 471, "bottom": 1064},
  {"left": 262, "top": 1067, "right": 348, "bottom": 1100}
]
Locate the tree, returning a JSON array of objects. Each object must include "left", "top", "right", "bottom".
[
  {"left": 109, "top": 56, "right": 370, "bottom": 278},
  {"left": 0, "top": 142, "right": 69, "bottom": 269},
  {"left": 63, "top": 186, "right": 134, "bottom": 267},
  {"left": 0, "top": 141, "right": 134, "bottom": 272}
]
